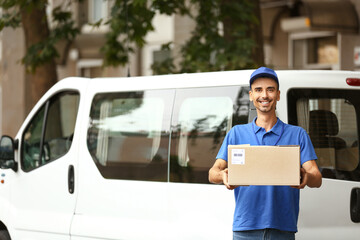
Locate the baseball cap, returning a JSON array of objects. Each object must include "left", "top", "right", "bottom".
[{"left": 250, "top": 67, "right": 279, "bottom": 88}]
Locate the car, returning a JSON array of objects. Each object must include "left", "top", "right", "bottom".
[{"left": 0, "top": 69, "right": 359, "bottom": 239}]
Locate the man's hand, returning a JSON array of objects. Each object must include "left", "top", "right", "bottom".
[
  {"left": 292, "top": 160, "right": 322, "bottom": 189},
  {"left": 292, "top": 168, "right": 307, "bottom": 189},
  {"left": 209, "top": 159, "right": 239, "bottom": 190},
  {"left": 222, "top": 168, "right": 238, "bottom": 190}
]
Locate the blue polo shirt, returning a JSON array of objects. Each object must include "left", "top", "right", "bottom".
[{"left": 216, "top": 118, "right": 317, "bottom": 232}]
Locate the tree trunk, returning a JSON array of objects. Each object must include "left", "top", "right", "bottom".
[{"left": 20, "top": 2, "right": 58, "bottom": 112}]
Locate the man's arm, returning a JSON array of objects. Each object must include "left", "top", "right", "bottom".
[
  {"left": 294, "top": 160, "right": 322, "bottom": 189},
  {"left": 209, "top": 159, "right": 237, "bottom": 190}
]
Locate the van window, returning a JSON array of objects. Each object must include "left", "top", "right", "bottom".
[
  {"left": 170, "top": 86, "right": 250, "bottom": 183},
  {"left": 288, "top": 89, "right": 360, "bottom": 181},
  {"left": 87, "top": 90, "right": 174, "bottom": 181},
  {"left": 21, "top": 92, "right": 80, "bottom": 172}
]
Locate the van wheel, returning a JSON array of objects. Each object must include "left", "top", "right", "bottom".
[{"left": 0, "top": 230, "right": 10, "bottom": 240}]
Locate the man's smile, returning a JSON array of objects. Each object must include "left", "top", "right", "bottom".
[{"left": 258, "top": 99, "right": 271, "bottom": 106}]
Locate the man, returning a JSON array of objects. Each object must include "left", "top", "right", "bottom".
[{"left": 208, "top": 67, "right": 322, "bottom": 240}]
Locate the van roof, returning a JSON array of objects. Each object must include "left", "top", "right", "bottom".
[{"left": 58, "top": 69, "right": 360, "bottom": 93}]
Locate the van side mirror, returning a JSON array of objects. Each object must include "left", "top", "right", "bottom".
[{"left": 0, "top": 135, "right": 18, "bottom": 172}]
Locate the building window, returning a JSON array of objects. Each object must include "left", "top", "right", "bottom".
[
  {"left": 153, "top": 49, "right": 171, "bottom": 64},
  {"left": 290, "top": 32, "right": 339, "bottom": 70},
  {"left": 88, "top": 0, "right": 109, "bottom": 23},
  {"left": 77, "top": 59, "right": 103, "bottom": 77}
]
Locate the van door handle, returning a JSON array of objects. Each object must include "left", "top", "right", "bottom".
[
  {"left": 350, "top": 187, "right": 360, "bottom": 223},
  {"left": 68, "top": 165, "right": 75, "bottom": 194}
]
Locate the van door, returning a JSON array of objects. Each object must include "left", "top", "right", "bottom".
[
  {"left": 71, "top": 89, "right": 175, "bottom": 239},
  {"left": 70, "top": 84, "right": 249, "bottom": 239},
  {"left": 10, "top": 91, "right": 80, "bottom": 240},
  {"left": 287, "top": 88, "right": 360, "bottom": 239}
]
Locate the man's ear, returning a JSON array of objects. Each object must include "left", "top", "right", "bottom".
[
  {"left": 249, "top": 90, "right": 253, "bottom": 102},
  {"left": 277, "top": 90, "right": 280, "bottom": 101}
]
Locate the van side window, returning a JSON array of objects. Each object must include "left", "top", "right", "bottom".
[
  {"left": 21, "top": 92, "right": 80, "bottom": 172},
  {"left": 87, "top": 90, "right": 174, "bottom": 181},
  {"left": 288, "top": 89, "right": 360, "bottom": 181},
  {"left": 170, "top": 86, "right": 250, "bottom": 183}
]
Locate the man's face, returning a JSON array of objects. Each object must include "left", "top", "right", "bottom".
[{"left": 249, "top": 78, "right": 280, "bottom": 114}]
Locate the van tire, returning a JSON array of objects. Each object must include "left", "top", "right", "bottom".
[{"left": 0, "top": 230, "right": 10, "bottom": 240}]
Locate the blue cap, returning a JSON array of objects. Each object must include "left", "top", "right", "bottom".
[{"left": 250, "top": 67, "right": 279, "bottom": 87}]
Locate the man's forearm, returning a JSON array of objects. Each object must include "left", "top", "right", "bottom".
[
  {"left": 306, "top": 170, "right": 322, "bottom": 188},
  {"left": 209, "top": 168, "right": 225, "bottom": 184}
]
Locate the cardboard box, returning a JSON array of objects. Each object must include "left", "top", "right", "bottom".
[{"left": 228, "top": 145, "right": 300, "bottom": 186}]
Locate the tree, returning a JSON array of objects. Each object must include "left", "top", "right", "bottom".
[
  {"left": 177, "top": 0, "right": 264, "bottom": 73},
  {"left": 101, "top": 0, "right": 188, "bottom": 68},
  {"left": 0, "top": 0, "right": 79, "bottom": 110},
  {"left": 0, "top": 0, "right": 263, "bottom": 109},
  {"left": 100, "top": 0, "right": 264, "bottom": 74}
]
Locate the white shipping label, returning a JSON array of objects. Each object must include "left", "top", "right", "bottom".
[{"left": 231, "top": 149, "right": 245, "bottom": 165}]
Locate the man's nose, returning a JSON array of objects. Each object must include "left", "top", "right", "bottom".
[{"left": 261, "top": 90, "right": 268, "bottom": 98}]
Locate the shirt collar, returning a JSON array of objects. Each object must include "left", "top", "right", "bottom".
[
  {"left": 252, "top": 117, "right": 262, "bottom": 133},
  {"left": 252, "top": 117, "right": 284, "bottom": 135}
]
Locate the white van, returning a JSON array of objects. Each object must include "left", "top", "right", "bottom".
[{"left": 0, "top": 70, "right": 359, "bottom": 240}]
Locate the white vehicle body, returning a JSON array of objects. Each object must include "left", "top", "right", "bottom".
[{"left": 0, "top": 70, "right": 359, "bottom": 239}]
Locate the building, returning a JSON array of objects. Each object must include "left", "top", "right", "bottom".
[{"left": 1, "top": 0, "right": 360, "bottom": 136}]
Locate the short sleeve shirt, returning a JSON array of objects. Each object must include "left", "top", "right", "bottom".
[{"left": 216, "top": 118, "right": 317, "bottom": 232}]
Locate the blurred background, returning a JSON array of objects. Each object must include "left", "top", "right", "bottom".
[{"left": 0, "top": 0, "right": 359, "bottom": 137}]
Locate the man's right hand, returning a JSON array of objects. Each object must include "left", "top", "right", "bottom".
[
  {"left": 209, "top": 159, "right": 242, "bottom": 190},
  {"left": 222, "top": 168, "right": 239, "bottom": 190}
]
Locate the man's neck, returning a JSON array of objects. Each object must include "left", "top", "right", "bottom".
[{"left": 255, "top": 113, "right": 278, "bottom": 132}]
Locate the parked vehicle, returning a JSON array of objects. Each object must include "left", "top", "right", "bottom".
[{"left": 0, "top": 70, "right": 359, "bottom": 239}]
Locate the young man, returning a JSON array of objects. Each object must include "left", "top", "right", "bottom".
[{"left": 208, "top": 67, "right": 322, "bottom": 240}]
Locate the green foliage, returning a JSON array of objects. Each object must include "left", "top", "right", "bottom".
[
  {"left": 102, "top": 0, "right": 189, "bottom": 67},
  {"left": 0, "top": 0, "right": 263, "bottom": 75},
  {"left": 51, "top": 7, "right": 79, "bottom": 41},
  {"left": 150, "top": 43, "right": 176, "bottom": 75},
  {"left": 99, "top": 0, "right": 262, "bottom": 74},
  {"left": 0, "top": 11, "right": 21, "bottom": 30},
  {"left": 22, "top": 41, "right": 59, "bottom": 72},
  {"left": 0, "top": 0, "right": 22, "bottom": 30},
  {"left": 0, "top": 0, "right": 80, "bottom": 72},
  {"left": 152, "top": 0, "right": 189, "bottom": 15},
  {"left": 101, "top": 0, "right": 155, "bottom": 66},
  {"left": 155, "top": 0, "right": 261, "bottom": 74},
  {"left": 23, "top": 4, "right": 80, "bottom": 72}
]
